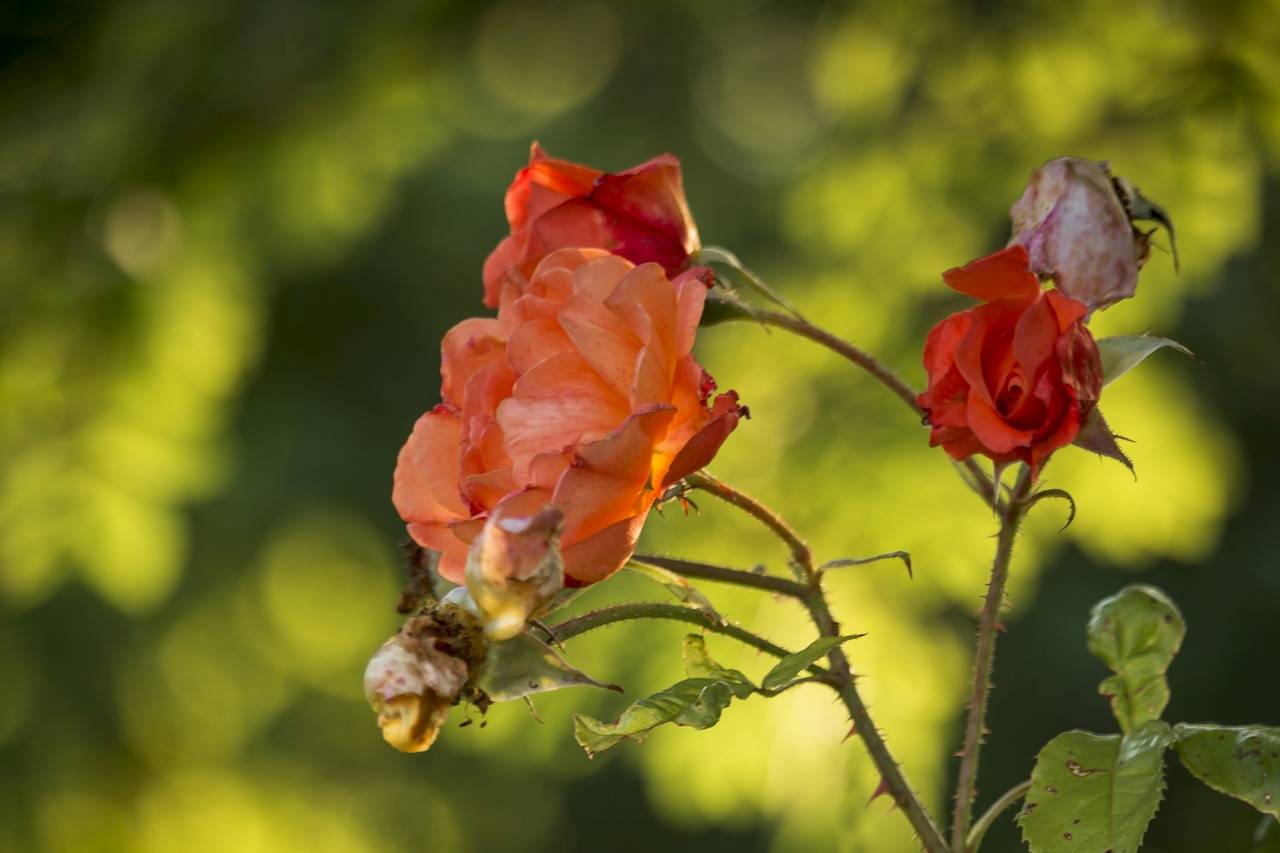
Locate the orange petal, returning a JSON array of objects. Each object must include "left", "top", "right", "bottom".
[
  {"left": 393, "top": 408, "right": 469, "bottom": 522},
  {"left": 561, "top": 514, "right": 650, "bottom": 586}
]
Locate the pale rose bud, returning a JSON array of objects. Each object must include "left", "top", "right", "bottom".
[
  {"left": 464, "top": 504, "right": 565, "bottom": 642},
  {"left": 1008, "top": 158, "right": 1167, "bottom": 313},
  {"left": 363, "top": 607, "right": 481, "bottom": 752}
]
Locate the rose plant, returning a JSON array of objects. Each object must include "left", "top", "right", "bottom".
[{"left": 365, "top": 148, "right": 1277, "bottom": 853}]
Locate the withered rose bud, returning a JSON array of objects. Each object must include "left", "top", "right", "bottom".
[
  {"left": 464, "top": 505, "right": 565, "bottom": 642},
  {"left": 363, "top": 604, "right": 486, "bottom": 753},
  {"left": 1008, "top": 158, "right": 1170, "bottom": 313}
]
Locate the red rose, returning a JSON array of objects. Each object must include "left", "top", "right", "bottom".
[
  {"left": 918, "top": 246, "right": 1102, "bottom": 478},
  {"left": 481, "top": 142, "right": 700, "bottom": 309},
  {"left": 395, "top": 248, "right": 744, "bottom": 587}
]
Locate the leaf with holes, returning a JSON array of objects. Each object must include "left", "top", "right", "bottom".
[
  {"left": 1174, "top": 724, "right": 1280, "bottom": 819},
  {"left": 1018, "top": 722, "right": 1173, "bottom": 853},
  {"left": 1086, "top": 584, "right": 1185, "bottom": 733},
  {"left": 681, "top": 634, "right": 755, "bottom": 695},
  {"left": 572, "top": 675, "right": 751, "bottom": 758}
]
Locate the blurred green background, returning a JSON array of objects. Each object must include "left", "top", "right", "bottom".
[{"left": 1, "top": 0, "right": 1277, "bottom": 850}]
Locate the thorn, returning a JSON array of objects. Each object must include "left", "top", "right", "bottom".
[
  {"left": 995, "top": 621, "right": 1007, "bottom": 633},
  {"left": 842, "top": 724, "right": 858, "bottom": 744},
  {"left": 867, "top": 777, "right": 892, "bottom": 807}
]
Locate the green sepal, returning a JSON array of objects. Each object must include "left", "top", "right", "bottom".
[
  {"left": 1017, "top": 721, "right": 1173, "bottom": 853},
  {"left": 1173, "top": 724, "right": 1280, "bottom": 818},
  {"left": 761, "top": 634, "right": 861, "bottom": 692},
  {"left": 1086, "top": 584, "right": 1185, "bottom": 733},
  {"left": 1096, "top": 334, "right": 1196, "bottom": 386},
  {"left": 1072, "top": 408, "right": 1134, "bottom": 474},
  {"left": 477, "top": 633, "right": 621, "bottom": 703}
]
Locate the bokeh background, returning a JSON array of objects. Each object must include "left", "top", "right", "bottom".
[{"left": 2, "top": 0, "right": 1278, "bottom": 850}]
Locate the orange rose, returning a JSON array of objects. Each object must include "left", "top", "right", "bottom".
[
  {"left": 918, "top": 246, "right": 1102, "bottom": 479},
  {"left": 481, "top": 143, "right": 700, "bottom": 309},
  {"left": 395, "top": 248, "right": 744, "bottom": 587}
]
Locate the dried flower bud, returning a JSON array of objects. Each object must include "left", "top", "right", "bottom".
[
  {"left": 465, "top": 505, "right": 565, "bottom": 642},
  {"left": 1008, "top": 158, "right": 1169, "bottom": 313},
  {"left": 364, "top": 604, "right": 486, "bottom": 752}
]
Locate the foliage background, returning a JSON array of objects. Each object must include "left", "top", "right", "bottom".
[{"left": 1, "top": 0, "right": 1277, "bottom": 850}]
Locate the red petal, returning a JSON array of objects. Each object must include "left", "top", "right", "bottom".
[{"left": 942, "top": 246, "right": 1041, "bottom": 303}]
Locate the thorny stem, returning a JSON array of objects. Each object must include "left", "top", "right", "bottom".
[
  {"left": 950, "top": 467, "right": 1035, "bottom": 850},
  {"left": 630, "top": 554, "right": 809, "bottom": 599},
  {"left": 685, "top": 470, "right": 815, "bottom": 581},
  {"left": 682, "top": 470, "right": 948, "bottom": 852},
  {"left": 965, "top": 780, "right": 1030, "bottom": 853},
  {"left": 544, "top": 601, "right": 826, "bottom": 677},
  {"left": 739, "top": 305, "right": 997, "bottom": 509},
  {"left": 804, "top": 579, "right": 950, "bottom": 853}
]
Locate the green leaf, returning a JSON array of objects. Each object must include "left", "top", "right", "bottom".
[
  {"left": 681, "top": 635, "right": 755, "bottom": 698},
  {"left": 1017, "top": 722, "right": 1173, "bottom": 853},
  {"left": 1096, "top": 334, "right": 1196, "bottom": 386},
  {"left": 624, "top": 561, "right": 722, "bottom": 623},
  {"left": 477, "top": 633, "right": 621, "bottom": 702},
  {"left": 1173, "top": 724, "right": 1280, "bottom": 818},
  {"left": 1086, "top": 584, "right": 1185, "bottom": 733},
  {"left": 572, "top": 677, "right": 746, "bottom": 757},
  {"left": 761, "top": 634, "right": 861, "bottom": 692}
]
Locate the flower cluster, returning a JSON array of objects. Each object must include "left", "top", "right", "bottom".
[
  {"left": 394, "top": 144, "right": 744, "bottom": 612},
  {"left": 919, "top": 157, "right": 1163, "bottom": 477}
]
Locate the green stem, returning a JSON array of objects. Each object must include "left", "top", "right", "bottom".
[
  {"left": 631, "top": 554, "right": 809, "bottom": 599},
  {"left": 950, "top": 468, "right": 1034, "bottom": 850},
  {"left": 965, "top": 779, "right": 1030, "bottom": 852},
  {"left": 545, "top": 602, "right": 824, "bottom": 676},
  {"left": 686, "top": 470, "right": 814, "bottom": 580}
]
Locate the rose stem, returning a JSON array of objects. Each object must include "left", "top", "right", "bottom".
[
  {"left": 684, "top": 470, "right": 814, "bottom": 582},
  {"left": 545, "top": 602, "right": 827, "bottom": 678},
  {"left": 741, "top": 307, "right": 997, "bottom": 508},
  {"left": 682, "top": 470, "right": 948, "bottom": 853},
  {"left": 950, "top": 467, "right": 1034, "bottom": 850},
  {"left": 630, "top": 554, "right": 809, "bottom": 599},
  {"left": 964, "top": 779, "right": 1030, "bottom": 853}
]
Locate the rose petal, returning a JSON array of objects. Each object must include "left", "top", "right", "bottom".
[{"left": 942, "top": 245, "right": 1042, "bottom": 303}]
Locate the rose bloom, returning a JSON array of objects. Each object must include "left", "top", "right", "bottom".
[
  {"left": 1008, "top": 157, "right": 1150, "bottom": 313},
  {"left": 918, "top": 245, "right": 1102, "bottom": 478},
  {"left": 482, "top": 142, "right": 700, "bottom": 309},
  {"left": 395, "top": 248, "right": 744, "bottom": 587}
]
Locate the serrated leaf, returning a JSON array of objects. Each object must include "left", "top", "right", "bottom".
[
  {"left": 1086, "top": 584, "right": 1185, "bottom": 733},
  {"left": 1018, "top": 722, "right": 1173, "bottom": 853},
  {"left": 1096, "top": 334, "right": 1196, "bottom": 386},
  {"left": 477, "top": 633, "right": 621, "bottom": 702},
  {"left": 572, "top": 676, "right": 745, "bottom": 757},
  {"left": 681, "top": 635, "right": 755, "bottom": 698},
  {"left": 761, "top": 635, "right": 860, "bottom": 691},
  {"left": 625, "top": 561, "right": 722, "bottom": 622},
  {"left": 1174, "top": 724, "right": 1280, "bottom": 818}
]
